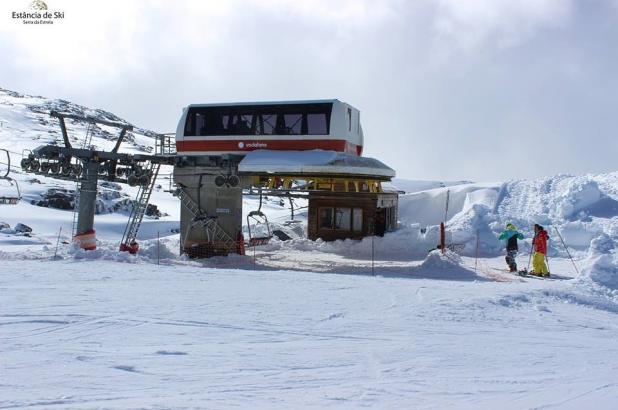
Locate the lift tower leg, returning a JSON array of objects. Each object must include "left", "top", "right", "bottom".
[{"left": 74, "top": 161, "right": 99, "bottom": 249}]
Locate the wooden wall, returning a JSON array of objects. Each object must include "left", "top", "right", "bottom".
[{"left": 307, "top": 192, "right": 398, "bottom": 241}]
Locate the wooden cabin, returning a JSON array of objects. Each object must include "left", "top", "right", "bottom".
[{"left": 307, "top": 191, "right": 398, "bottom": 241}]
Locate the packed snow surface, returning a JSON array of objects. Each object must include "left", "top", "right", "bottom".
[{"left": 2, "top": 254, "right": 618, "bottom": 409}]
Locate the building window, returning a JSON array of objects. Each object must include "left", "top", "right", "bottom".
[
  {"left": 335, "top": 208, "right": 351, "bottom": 230},
  {"left": 319, "top": 207, "right": 334, "bottom": 229},
  {"left": 307, "top": 113, "right": 328, "bottom": 134},
  {"left": 284, "top": 114, "right": 302, "bottom": 135},
  {"left": 352, "top": 208, "right": 363, "bottom": 231},
  {"left": 347, "top": 108, "right": 352, "bottom": 131},
  {"left": 319, "top": 207, "right": 364, "bottom": 232},
  {"left": 185, "top": 103, "right": 332, "bottom": 136}
]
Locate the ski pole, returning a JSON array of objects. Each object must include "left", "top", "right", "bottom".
[
  {"left": 553, "top": 227, "right": 579, "bottom": 275},
  {"left": 526, "top": 233, "right": 536, "bottom": 272}
]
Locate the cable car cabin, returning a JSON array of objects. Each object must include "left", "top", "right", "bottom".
[
  {"left": 176, "top": 100, "right": 363, "bottom": 156},
  {"left": 307, "top": 191, "right": 398, "bottom": 241}
]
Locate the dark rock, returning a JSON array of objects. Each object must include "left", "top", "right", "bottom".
[{"left": 15, "top": 223, "right": 33, "bottom": 233}]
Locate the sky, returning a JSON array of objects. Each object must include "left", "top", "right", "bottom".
[{"left": 1, "top": 0, "right": 617, "bottom": 182}]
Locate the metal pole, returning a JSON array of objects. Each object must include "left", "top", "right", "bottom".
[
  {"left": 53, "top": 227, "right": 62, "bottom": 260},
  {"left": 371, "top": 234, "right": 375, "bottom": 276},
  {"left": 157, "top": 231, "right": 160, "bottom": 265},
  {"left": 444, "top": 190, "right": 450, "bottom": 224},
  {"left": 554, "top": 227, "right": 580, "bottom": 274},
  {"left": 474, "top": 229, "right": 479, "bottom": 273},
  {"left": 440, "top": 222, "right": 446, "bottom": 254}
]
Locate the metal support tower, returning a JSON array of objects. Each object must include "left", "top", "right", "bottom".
[{"left": 74, "top": 161, "right": 99, "bottom": 236}]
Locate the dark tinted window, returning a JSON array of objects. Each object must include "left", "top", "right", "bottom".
[
  {"left": 184, "top": 103, "right": 332, "bottom": 136},
  {"left": 307, "top": 113, "right": 328, "bottom": 134}
]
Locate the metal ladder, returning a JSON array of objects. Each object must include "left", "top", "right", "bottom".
[
  {"left": 71, "top": 181, "right": 81, "bottom": 236},
  {"left": 175, "top": 187, "right": 237, "bottom": 252},
  {"left": 120, "top": 162, "right": 161, "bottom": 247}
]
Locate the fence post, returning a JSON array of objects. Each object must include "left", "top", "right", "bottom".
[
  {"left": 474, "top": 229, "right": 479, "bottom": 273},
  {"left": 440, "top": 222, "right": 446, "bottom": 254},
  {"left": 369, "top": 219, "right": 375, "bottom": 276},
  {"left": 53, "top": 226, "right": 62, "bottom": 260}
]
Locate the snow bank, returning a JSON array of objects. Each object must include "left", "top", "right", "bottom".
[
  {"left": 261, "top": 226, "right": 439, "bottom": 260},
  {"left": 579, "top": 234, "right": 618, "bottom": 290},
  {"left": 398, "top": 182, "right": 500, "bottom": 227},
  {"left": 407, "top": 249, "right": 478, "bottom": 280},
  {"left": 398, "top": 171, "right": 618, "bottom": 257}
]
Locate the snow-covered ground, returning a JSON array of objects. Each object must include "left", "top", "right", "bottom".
[
  {"left": 1, "top": 88, "right": 618, "bottom": 408},
  {"left": 2, "top": 254, "right": 617, "bottom": 409}
]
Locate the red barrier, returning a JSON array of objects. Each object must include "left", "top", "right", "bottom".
[
  {"left": 74, "top": 229, "right": 97, "bottom": 250},
  {"left": 119, "top": 242, "right": 140, "bottom": 254}
]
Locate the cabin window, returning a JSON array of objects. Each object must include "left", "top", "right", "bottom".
[
  {"left": 185, "top": 103, "right": 332, "bottom": 136},
  {"left": 335, "top": 208, "right": 351, "bottom": 230},
  {"left": 230, "top": 114, "right": 255, "bottom": 135},
  {"left": 320, "top": 207, "right": 363, "bottom": 231},
  {"left": 195, "top": 112, "right": 206, "bottom": 135},
  {"left": 353, "top": 208, "right": 363, "bottom": 231},
  {"left": 261, "top": 114, "right": 276, "bottom": 135},
  {"left": 347, "top": 108, "right": 352, "bottom": 131},
  {"left": 284, "top": 114, "right": 302, "bottom": 135},
  {"left": 319, "top": 207, "right": 334, "bottom": 229},
  {"left": 307, "top": 113, "right": 328, "bottom": 135}
]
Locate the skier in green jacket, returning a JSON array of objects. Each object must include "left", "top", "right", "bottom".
[{"left": 498, "top": 223, "right": 524, "bottom": 272}]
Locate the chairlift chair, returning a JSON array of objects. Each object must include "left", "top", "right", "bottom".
[
  {"left": 0, "top": 149, "right": 22, "bottom": 205},
  {"left": 246, "top": 194, "right": 272, "bottom": 246}
]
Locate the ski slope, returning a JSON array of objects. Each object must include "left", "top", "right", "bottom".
[{"left": 1, "top": 256, "right": 617, "bottom": 409}]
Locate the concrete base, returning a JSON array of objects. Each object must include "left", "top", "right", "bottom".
[{"left": 173, "top": 156, "right": 247, "bottom": 256}]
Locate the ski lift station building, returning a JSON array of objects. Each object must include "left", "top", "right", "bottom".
[
  {"left": 173, "top": 99, "right": 398, "bottom": 255},
  {"left": 14, "top": 99, "right": 398, "bottom": 256}
]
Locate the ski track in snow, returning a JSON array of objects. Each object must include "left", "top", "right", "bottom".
[{"left": 1, "top": 259, "right": 617, "bottom": 409}]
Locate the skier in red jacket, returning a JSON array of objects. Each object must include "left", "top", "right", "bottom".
[{"left": 531, "top": 224, "right": 549, "bottom": 277}]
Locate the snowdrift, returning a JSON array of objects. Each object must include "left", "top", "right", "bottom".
[
  {"left": 579, "top": 234, "right": 618, "bottom": 290},
  {"left": 407, "top": 249, "right": 479, "bottom": 280},
  {"left": 398, "top": 172, "right": 618, "bottom": 258}
]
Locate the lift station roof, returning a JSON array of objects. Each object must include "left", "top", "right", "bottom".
[{"left": 237, "top": 150, "right": 395, "bottom": 179}]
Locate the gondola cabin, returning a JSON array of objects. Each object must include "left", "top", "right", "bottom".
[{"left": 176, "top": 100, "right": 363, "bottom": 156}]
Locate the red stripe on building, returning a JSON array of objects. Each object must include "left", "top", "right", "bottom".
[{"left": 176, "top": 139, "right": 361, "bottom": 155}]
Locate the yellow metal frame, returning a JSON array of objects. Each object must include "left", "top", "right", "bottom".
[{"left": 250, "top": 175, "right": 383, "bottom": 193}]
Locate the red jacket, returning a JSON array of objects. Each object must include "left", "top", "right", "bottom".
[{"left": 533, "top": 230, "right": 548, "bottom": 254}]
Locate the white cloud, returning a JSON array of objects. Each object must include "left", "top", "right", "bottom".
[{"left": 432, "top": 0, "right": 573, "bottom": 53}]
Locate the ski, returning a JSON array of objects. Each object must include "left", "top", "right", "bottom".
[
  {"left": 500, "top": 269, "right": 571, "bottom": 280},
  {"left": 498, "top": 268, "right": 569, "bottom": 280}
]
